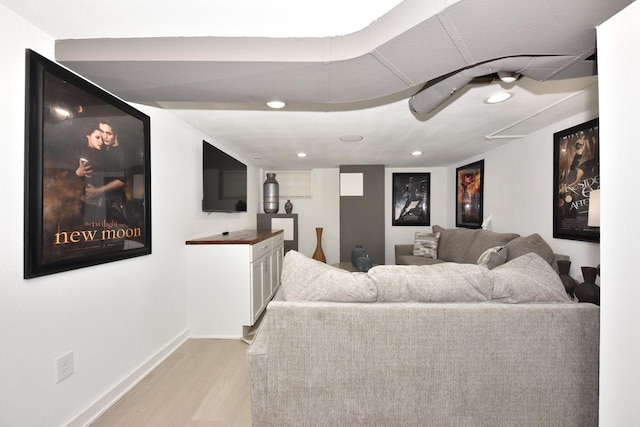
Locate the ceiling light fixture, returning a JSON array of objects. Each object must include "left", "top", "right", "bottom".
[
  {"left": 411, "top": 151, "right": 423, "bottom": 156},
  {"left": 297, "top": 152, "right": 307, "bottom": 158},
  {"left": 484, "top": 91, "right": 514, "bottom": 104},
  {"left": 497, "top": 71, "right": 520, "bottom": 83},
  {"left": 339, "top": 135, "right": 364, "bottom": 142},
  {"left": 266, "top": 100, "right": 286, "bottom": 109}
]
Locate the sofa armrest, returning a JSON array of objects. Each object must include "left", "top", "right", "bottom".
[{"left": 394, "top": 244, "right": 413, "bottom": 263}]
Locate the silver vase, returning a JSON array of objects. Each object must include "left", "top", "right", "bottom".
[{"left": 263, "top": 173, "right": 279, "bottom": 213}]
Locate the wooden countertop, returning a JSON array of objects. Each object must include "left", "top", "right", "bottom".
[{"left": 185, "top": 229, "right": 283, "bottom": 245}]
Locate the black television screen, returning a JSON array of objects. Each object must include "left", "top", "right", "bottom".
[{"left": 202, "top": 141, "right": 247, "bottom": 212}]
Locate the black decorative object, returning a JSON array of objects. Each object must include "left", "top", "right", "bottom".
[
  {"left": 574, "top": 266, "right": 600, "bottom": 305},
  {"left": 285, "top": 199, "right": 293, "bottom": 214},
  {"left": 351, "top": 245, "right": 367, "bottom": 267},
  {"left": 24, "top": 49, "right": 151, "bottom": 278},
  {"left": 263, "top": 173, "right": 279, "bottom": 213},
  {"left": 356, "top": 255, "right": 373, "bottom": 272},
  {"left": 557, "top": 260, "right": 577, "bottom": 297}
]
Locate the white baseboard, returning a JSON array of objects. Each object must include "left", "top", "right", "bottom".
[
  {"left": 66, "top": 328, "right": 190, "bottom": 427},
  {"left": 189, "top": 334, "right": 243, "bottom": 339}
]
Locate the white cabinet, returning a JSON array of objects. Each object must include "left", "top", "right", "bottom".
[{"left": 186, "top": 229, "right": 284, "bottom": 338}]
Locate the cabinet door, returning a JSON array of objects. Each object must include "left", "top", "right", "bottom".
[
  {"left": 251, "top": 258, "right": 264, "bottom": 322},
  {"left": 271, "top": 243, "right": 284, "bottom": 295},
  {"left": 261, "top": 252, "right": 271, "bottom": 310}
]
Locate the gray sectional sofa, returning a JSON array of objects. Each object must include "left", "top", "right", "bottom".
[
  {"left": 247, "top": 250, "right": 599, "bottom": 426},
  {"left": 395, "top": 225, "right": 568, "bottom": 272}
]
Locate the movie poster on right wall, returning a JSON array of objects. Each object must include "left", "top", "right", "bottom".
[{"left": 553, "top": 118, "right": 600, "bottom": 243}]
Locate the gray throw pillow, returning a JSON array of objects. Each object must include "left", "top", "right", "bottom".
[
  {"left": 486, "top": 249, "right": 508, "bottom": 269},
  {"left": 477, "top": 246, "right": 504, "bottom": 268},
  {"left": 280, "top": 250, "right": 377, "bottom": 302},
  {"left": 412, "top": 231, "right": 440, "bottom": 259},
  {"left": 489, "top": 253, "right": 572, "bottom": 303},
  {"left": 504, "top": 233, "right": 555, "bottom": 265}
]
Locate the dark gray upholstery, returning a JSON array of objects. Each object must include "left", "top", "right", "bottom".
[{"left": 395, "top": 226, "right": 566, "bottom": 271}]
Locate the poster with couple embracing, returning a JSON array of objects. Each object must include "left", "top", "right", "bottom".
[{"left": 24, "top": 50, "right": 151, "bottom": 278}]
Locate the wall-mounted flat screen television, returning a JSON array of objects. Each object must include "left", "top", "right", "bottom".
[{"left": 202, "top": 140, "right": 247, "bottom": 212}]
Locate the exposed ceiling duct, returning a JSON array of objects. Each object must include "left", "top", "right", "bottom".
[
  {"left": 54, "top": 0, "right": 629, "bottom": 115},
  {"left": 408, "top": 54, "right": 597, "bottom": 114},
  {"left": 4, "top": 0, "right": 628, "bottom": 168}
]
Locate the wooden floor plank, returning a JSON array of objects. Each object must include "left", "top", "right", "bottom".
[{"left": 90, "top": 339, "right": 252, "bottom": 427}]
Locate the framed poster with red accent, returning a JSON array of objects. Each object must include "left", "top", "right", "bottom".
[{"left": 456, "top": 160, "right": 484, "bottom": 229}]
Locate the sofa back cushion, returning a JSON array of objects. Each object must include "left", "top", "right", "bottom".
[
  {"left": 486, "top": 233, "right": 555, "bottom": 270},
  {"left": 432, "top": 225, "right": 479, "bottom": 263},
  {"left": 369, "top": 263, "right": 492, "bottom": 302},
  {"left": 466, "top": 230, "right": 520, "bottom": 264},
  {"left": 489, "top": 253, "right": 571, "bottom": 303},
  {"left": 280, "top": 250, "right": 377, "bottom": 302},
  {"left": 432, "top": 225, "right": 519, "bottom": 264}
]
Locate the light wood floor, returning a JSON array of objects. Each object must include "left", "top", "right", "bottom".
[{"left": 91, "top": 339, "right": 252, "bottom": 427}]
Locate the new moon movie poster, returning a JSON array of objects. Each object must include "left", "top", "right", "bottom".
[{"left": 24, "top": 50, "right": 151, "bottom": 278}]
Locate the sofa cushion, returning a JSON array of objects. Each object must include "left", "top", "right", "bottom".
[
  {"left": 396, "top": 255, "right": 446, "bottom": 266},
  {"left": 412, "top": 231, "right": 440, "bottom": 259},
  {"left": 280, "top": 250, "right": 377, "bottom": 302},
  {"left": 485, "top": 233, "right": 556, "bottom": 270},
  {"left": 465, "top": 230, "right": 520, "bottom": 264},
  {"left": 489, "top": 253, "right": 572, "bottom": 303},
  {"left": 432, "top": 225, "right": 480, "bottom": 263},
  {"left": 477, "top": 246, "right": 504, "bottom": 268},
  {"left": 369, "top": 263, "right": 492, "bottom": 302}
]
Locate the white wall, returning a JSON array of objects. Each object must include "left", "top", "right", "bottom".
[
  {"left": 384, "top": 167, "right": 449, "bottom": 265},
  {"left": 598, "top": 2, "right": 640, "bottom": 424},
  {"left": 450, "top": 97, "right": 601, "bottom": 279},
  {"left": 383, "top": 98, "right": 602, "bottom": 274},
  {"left": 3, "top": 1, "right": 634, "bottom": 424},
  {"left": 0, "top": 5, "right": 255, "bottom": 426},
  {"left": 279, "top": 166, "right": 449, "bottom": 266},
  {"left": 257, "top": 169, "right": 341, "bottom": 263}
]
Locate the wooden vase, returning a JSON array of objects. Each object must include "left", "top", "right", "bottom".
[{"left": 312, "top": 227, "right": 326, "bottom": 263}]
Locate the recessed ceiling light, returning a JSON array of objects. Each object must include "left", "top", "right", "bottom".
[
  {"left": 339, "top": 135, "right": 364, "bottom": 142},
  {"left": 497, "top": 71, "right": 520, "bottom": 83},
  {"left": 266, "top": 100, "right": 286, "bottom": 109},
  {"left": 297, "top": 152, "right": 307, "bottom": 158},
  {"left": 411, "top": 151, "right": 423, "bottom": 156},
  {"left": 484, "top": 91, "right": 514, "bottom": 104}
]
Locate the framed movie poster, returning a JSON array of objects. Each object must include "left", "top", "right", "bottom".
[
  {"left": 456, "top": 160, "right": 484, "bottom": 229},
  {"left": 24, "top": 49, "right": 151, "bottom": 278},
  {"left": 392, "top": 173, "right": 430, "bottom": 226},
  {"left": 553, "top": 118, "right": 599, "bottom": 242}
]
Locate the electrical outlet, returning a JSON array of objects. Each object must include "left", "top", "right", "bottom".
[{"left": 56, "top": 351, "right": 74, "bottom": 383}]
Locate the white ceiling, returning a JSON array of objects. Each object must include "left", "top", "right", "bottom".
[{"left": 2, "top": 0, "right": 630, "bottom": 169}]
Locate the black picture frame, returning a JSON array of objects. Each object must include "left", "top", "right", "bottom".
[
  {"left": 24, "top": 49, "right": 151, "bottom": 278},
  {"left": 455, "top": 160, "right": 484, "bottom": 229},
  {"left": 553, "top": 118, "right": 599, "bottom": 243},
  {"left": 392, "top": 173, "right": 430, "bottom": 226}
]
